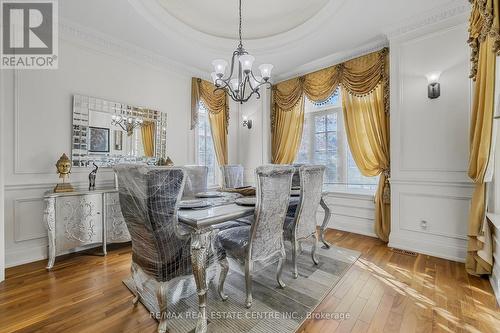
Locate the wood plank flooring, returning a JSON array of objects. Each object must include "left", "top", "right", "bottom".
[{"left": 0, "top": 230, "right": 498, "bottom": 333}]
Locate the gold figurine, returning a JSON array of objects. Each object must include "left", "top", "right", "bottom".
[{"left": 54, "top": 153, "right": 75, "bottom": 193}]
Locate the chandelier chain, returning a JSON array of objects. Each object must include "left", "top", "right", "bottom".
[{"left": 238, "top": 0, "right": 242, "bottom": 48}]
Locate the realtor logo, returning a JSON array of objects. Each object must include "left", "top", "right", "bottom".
[{"left": 1, "top": 0, "right": 58, "bottom": 69}]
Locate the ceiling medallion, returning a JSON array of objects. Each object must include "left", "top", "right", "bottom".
[{"left": 211, "top": 0, "right": 273, "bottom": 104}]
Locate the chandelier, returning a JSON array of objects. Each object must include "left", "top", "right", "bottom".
[
  {"left": 111, "top": 115, "right": 143, "bottom": 136},
  {"left": 211, "top": 0, "right": 273, "bottom": 104}
]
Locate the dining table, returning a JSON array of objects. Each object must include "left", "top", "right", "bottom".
[{"left": 177, "top": 190, "right": 332, "bottom": 333}]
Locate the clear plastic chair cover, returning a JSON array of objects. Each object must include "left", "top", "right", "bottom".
[{"left": 220, "top": 164, "right": 244, "bottom": 188}]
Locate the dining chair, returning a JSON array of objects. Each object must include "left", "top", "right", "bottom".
[
  {"left": 287, "top": 163, "right": 305, "bottom": 217},
  {"left": 283, "top": 165, "right": 325, "bottom": 278},
  {"left": 220, "top": 164, "right": 244, "bottom": 188},
  {"left": 182, "top": 165, "right": 208, "bottom": 198},
  {"left": 216, "top": 165, "right": 295, "bottom": 308},
  {"left": 114, "top": 165, "right": 198, "bottom": 333}
]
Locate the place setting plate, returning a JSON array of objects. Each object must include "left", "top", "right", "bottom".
[
  {"left": 290, "top": 189, "right": 301, "bottom": 196},
  {"left": 235, "top": 197, "right": 256, "bottom": 206},
  {"left": 178, "top": 199, "right": 212, "bottom": 209},
  {"left": 195, "top": 191, "right": 225, "bottom": 198}
]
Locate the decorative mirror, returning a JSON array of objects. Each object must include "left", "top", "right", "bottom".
[{"left": 71, "top": 94, "right": 167, "bottom": 167}]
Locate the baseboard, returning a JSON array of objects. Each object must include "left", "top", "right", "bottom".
[
  {"left": 6, "top": 245, "right": 47, "bottom": 268},
  {"left": 6, "top": 243, "right": 104, "bottom": 268},
  {"left": 389, "top": 234, "right": 466, "bottom": 263}
]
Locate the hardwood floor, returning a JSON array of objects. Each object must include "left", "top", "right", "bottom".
[{"left": 0, "top": 230, "right": 498, "bottom": 333}]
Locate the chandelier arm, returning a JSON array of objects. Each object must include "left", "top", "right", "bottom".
[
  {"left": 222, "top": 50, "right": 239, "bottom": 81},
  {"left": 254, "top": 81, "right": 272, "bottom": 91},
  {"left": 240, "top": 90, "right": 256, "bottom": 103},
  {"left": 250, "top": 71, "right": 265, "bottom": 84},
  {"left": 215, "top": 78, "right": 231, "bottom": 90},
  {"left": 228, "top": 87, "right": 240, "bottom": 102},
  {"left": 240, "top": 75, "right": 249, "bottom": 101}
]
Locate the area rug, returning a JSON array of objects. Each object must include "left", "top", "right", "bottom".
[{"left": 123, "top": 244, "right": 360, "bottom": 333}]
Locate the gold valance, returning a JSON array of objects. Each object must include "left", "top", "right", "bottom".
[
  {"left": 191, "top": 78, "right": 229, "bottom": 131},
  {"left": 271, "top": 47, "right": 389, "bottom": 127},
  {"left": 468, "top": 0, "right": 500, "bottom": 80}
]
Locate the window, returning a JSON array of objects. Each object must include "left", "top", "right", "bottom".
[
  {"left": 296, "top": 90, "right": 378, "bottom": 189},
  {"left": 196, "top": 104, "right": 217, "bottom": 186}
]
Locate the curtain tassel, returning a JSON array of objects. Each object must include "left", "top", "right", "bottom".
[{"left": 382, "top": 169, "right": 391, "bottom": 204}]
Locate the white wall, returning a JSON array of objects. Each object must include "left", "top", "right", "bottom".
[
  {"left": 389, "top": 19, "right": 473, "bottom": 262},
  {"left": 1, "top": 63, "right": 5, "bottom": 281},
  {"left": 3, "top": 36, "right": 194, "bottom": 267},
  {"left": 240, "top": 89, "right": 272, "bottom": 184}
]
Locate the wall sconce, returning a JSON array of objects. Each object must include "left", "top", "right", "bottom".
[
  {"left": 242, "top": 116, "right": 252, "bottom": 129},
  {"left": 426, "top": 72, "right": 441, "bottom": 99}
]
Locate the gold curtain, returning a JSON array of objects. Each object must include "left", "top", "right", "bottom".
[
  {"left": 271, "top": 48, "right": 390, "bottom": 241},
  {"left": 342, "top": 85, "right": 391, "bottom": 241},
  {"left": 466, "top": 0, "right": 499, "bottom": 275},
  {"left": 191, "top": 78, "right": 229, "bottom": 165},
  {"left": 141, "top": 121, "right": 155, "bottom": 157}
]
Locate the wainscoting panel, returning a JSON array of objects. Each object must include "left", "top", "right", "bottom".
[
  {"left": 390, "top": 182, "right": 472, "bottom": 262},
  {"left": 13, "top": 197, "right": 46, "bottom": 242},
  {"left": 318, "top": 193, "right": 376, "bottom": 238},
  {"left": 399, "top": 192, "right": 470, "bottom": 240}
]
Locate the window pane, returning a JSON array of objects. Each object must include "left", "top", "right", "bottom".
[
  {"left": 196, "top": 103, "right": 218, "bottom": 186},
  {"left": 326, "top": 132, "right": 337, "bottom": 152},
  {"left": 315, "top": 133, "right": 326, "bottom": 152},
  {"left": 315, "top": 115, "right": 326, "bottom": 133},
  {"left": 326, "top": 113, "right": 337, "bottom": 131}
]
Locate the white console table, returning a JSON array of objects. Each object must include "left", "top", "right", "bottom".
[{"left": 43, "top": 189, "right": 130, "bottom": 270}]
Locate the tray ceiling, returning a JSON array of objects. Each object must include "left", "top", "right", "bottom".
[
  {"left": 157, "top": 0, "right": 330, "bottom": 39},
  {"left": 59, "top": 0, "right": 468, "bottom": 79}
]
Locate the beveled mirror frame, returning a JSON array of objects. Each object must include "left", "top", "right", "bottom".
[{"left": 71, "top": 94, "right": 167, "bottom": 167}]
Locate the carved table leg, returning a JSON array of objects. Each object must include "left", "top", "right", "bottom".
[
  {"left": 191, "top": 230, "right": 210, "bottom": 333},
  {"left": 44, "top": 197, "right": 56, "bottom": 270},
  {"left": 319, "top": 196, "right": 332, "bottom": 249}
]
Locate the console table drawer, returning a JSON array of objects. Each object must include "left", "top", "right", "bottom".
[{"left": 55, "top": 194, "right": 103, "bottom": 254}]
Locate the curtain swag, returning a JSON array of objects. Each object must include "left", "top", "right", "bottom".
[
  {"left": 468, "top": 0, "right": 500, "bottom": 80},
  {"left": 191, "top": 78, "right": 230, "bottom": 132},
  {"left": 270, "top": 48, "right": 391, "bottom": 241},
  {"left": 271, "top": 47, "right": 389, "bottom": 129},
  {"left": 191, "top": 77, "right": 229, "bottom": 165}
]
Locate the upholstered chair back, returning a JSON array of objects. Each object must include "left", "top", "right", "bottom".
[
  {"left": 114, "top": 165, "right": 190, "bottom": 282},
  {"left": 221, "top": 164, "right": 244, "bottom": 188},
  {"left": 295, "top": 165, "right": 325, "bottom": 239},
  {"left": 250, "top": 165, "right": 294, "bottom": 261},
  {"left": 183, "top": 165, "right": 208, "bottom": 198}
]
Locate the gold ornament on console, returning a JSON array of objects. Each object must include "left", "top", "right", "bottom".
[{"left": 54, "top": 153, "right": 75, "bottom": 193}]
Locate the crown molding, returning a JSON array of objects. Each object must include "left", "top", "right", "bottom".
[
  {"left": 273, "top": 0, "right": 469, "bottom": 82},
  {"left": 274, "top": 38, "right": 389, "bottom": 83},
  {"left": 384, "top": 0, "right": 469, "bottom": 40},
  {"left": 59, "top": 18, "right": 209, "bottom": 78}
]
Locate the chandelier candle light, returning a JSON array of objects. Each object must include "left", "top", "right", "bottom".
[
  {"left": 111, "top": 115, "right": 143, "bottom": 136},
  {"left": 211, "top": 0, "right": 273, "bottom": 104}
]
